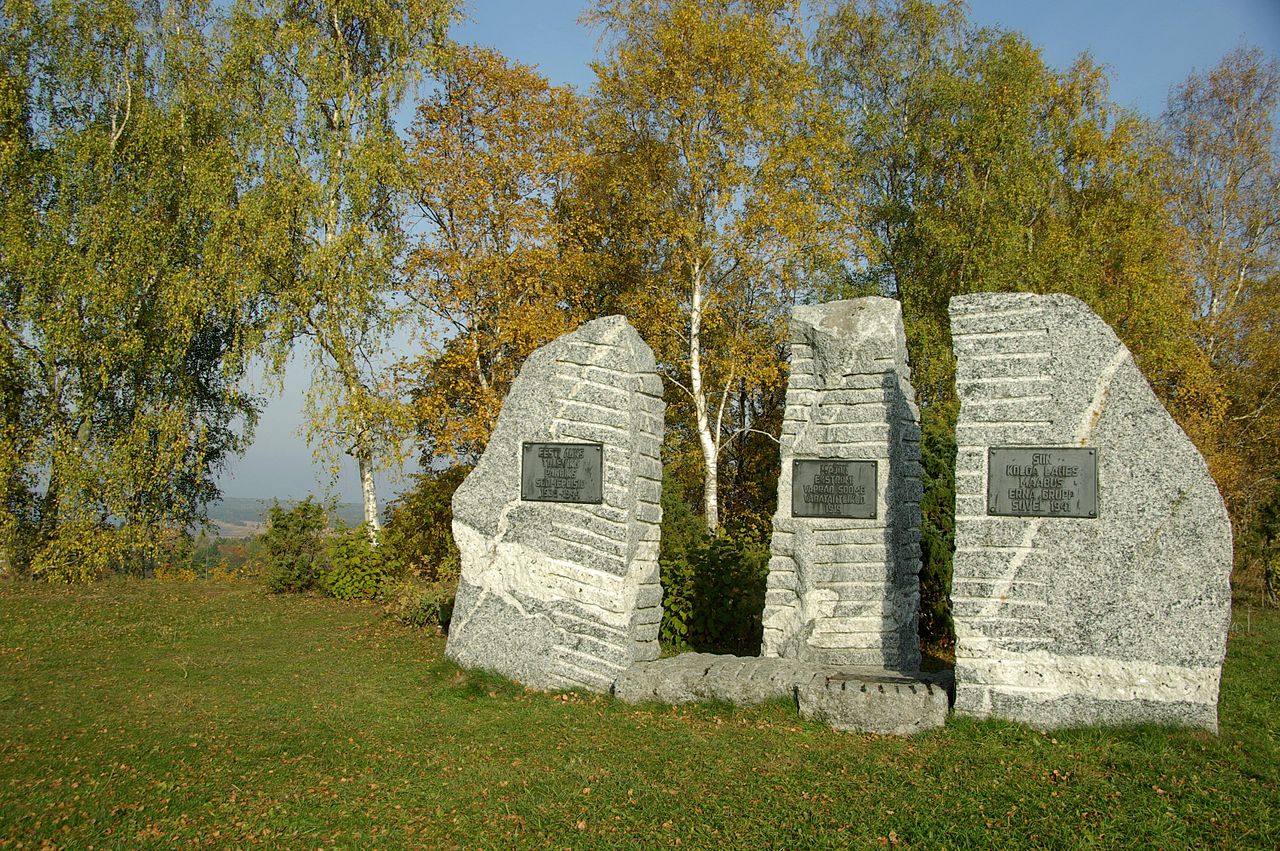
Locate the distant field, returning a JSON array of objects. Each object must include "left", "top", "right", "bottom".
[
  {"left": 205, "top": 498, "right": 367, "bottom": 538},
  {"left": 1, "top": 580, "right": 1276, "bottom": 849}
]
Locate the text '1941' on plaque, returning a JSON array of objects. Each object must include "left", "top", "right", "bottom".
[
  {"left": 986, "top": 446, "right": 1098, "bottom": 518},
  {"left": 791, "top": 459, "right": 877, "bottom": 519},
  {"left": 521, "top": 442, "right": 604, "bottom": 504}
]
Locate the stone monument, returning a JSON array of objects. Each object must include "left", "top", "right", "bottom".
[
  {"left": 949, "top": 292, "right": 1232, "bottom": 730},
  {"left": 445, "top": 316, "right": 665, "bottom": 693},
  {"left": 760, "top": 298, "right": 923, "bottom": 670}
]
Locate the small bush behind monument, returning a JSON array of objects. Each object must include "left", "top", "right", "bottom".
[
  {"left": 257, "top": 497, "right": 457, "bottom": 627},
  {"left": 659, "top": 479, "right": 769, "bottom": 656},
  {"left": 382, "top": 466, "right": 468, "bottom": 583}
]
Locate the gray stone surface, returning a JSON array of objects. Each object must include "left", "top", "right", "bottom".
[
  {"left": 445, "top": 316, "right": 664, "bottom": 693},
  {"left": 796, "top": 674, "right": 949, "bottom": 736},
  {"left": 949, "top": 293, "right": 1232, "bottom": 731},
  {"left": 761, "top": 298, "right": 923, "bottom": 669},
  {"left": 613, "top": 654, "right": 948, "bottom": 735},
  {"left": 613, "top": 654, "right": 818, "bottom": 706}
]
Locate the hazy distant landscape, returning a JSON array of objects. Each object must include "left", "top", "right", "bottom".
[{"left": 205, "top": 497, "right": 367, "bottom": 539}]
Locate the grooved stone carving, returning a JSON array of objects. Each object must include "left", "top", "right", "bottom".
[
  {"left": 613, "top": 654, "right": 949, "bottom": 735},
  {"left": 950, "top": 293, "right": 1232, "bottom": 731},
  {"left": 760, "top": 298, "right": 923, "bottom": 669},
  {"left": 445, "top": 316, "right": 664, "bottom": 693}
]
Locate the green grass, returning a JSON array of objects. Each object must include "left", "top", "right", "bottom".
[{"left": 1, "top": 580, "right": 1276, "bottom": 849}]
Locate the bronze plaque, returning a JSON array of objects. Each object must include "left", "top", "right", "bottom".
[
  {"left": 521, "top": 442, "right": 604, "bottom": 504},
  {"left": 987, "top": 447, "right": 1098, "bottom": 518},
  {"left": 792, "top": 459, "right": 877, "bottom": 519}
]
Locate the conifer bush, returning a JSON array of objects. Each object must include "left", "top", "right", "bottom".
[{"left": 261, "top": 499, "right": 329, "bottom": 594}]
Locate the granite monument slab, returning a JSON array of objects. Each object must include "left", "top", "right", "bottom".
[
  {"left": 445, "top": 316, "right": 664, "bottom": 693},
  {"left": 949, "top": 293, "right": 1232, "bottom": 731},
  {"left": 760, "top": 298, "right": 923, "bottom": 669}
]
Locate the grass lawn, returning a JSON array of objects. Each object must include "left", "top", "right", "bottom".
[{"left": 1, "top": 579, "right": 1276, "bottom": 849}]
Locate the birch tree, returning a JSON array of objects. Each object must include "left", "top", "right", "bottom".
[
  {"left": 816, "top": 0, "right": 1219, "bottom": 427},
  {"left": 225, "top": 0, "right": 456, "bottom": 535},
  {"left": 588, "top": 0, "right": 841, "bottom": 532},
  {"left": 1164, "top": 46, "right": 1280, "bottom": 533},
  {"left": 0, "top": 0, "right": 262, "bottom": 579}
]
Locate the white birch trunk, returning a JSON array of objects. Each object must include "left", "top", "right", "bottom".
[
  {"left": 358, "top": 444, "right": 381, "bottom": 541},
  {"left": 689, "top": 258, "right": 719, "bottom": 533}
]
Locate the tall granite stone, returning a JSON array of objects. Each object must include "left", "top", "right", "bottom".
[
  {"left": 950, "top": 293, "right": 1232, "bottom": 730},
  {"left": 760, "top": 298, "right": 923, "bottom": 670},
  {"left": 445, "top": 316, "right": 664, "bottom": 693}
]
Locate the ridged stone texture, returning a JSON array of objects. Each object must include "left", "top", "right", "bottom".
[
  {"left": 445, "top": 316, "right": 664, "bottom": 693},
  {"left": 760, "top": 298, "right": 923, "bottom": 669},
  {"left": 613, "top": 654, "right": 949, "bottom": 736},
  {"left": 949, "top": 293, "right": 1232, "bottom": 731}
]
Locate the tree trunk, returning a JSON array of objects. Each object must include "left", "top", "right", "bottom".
[
  {"left": 357, "top": 441, "right": 381, "bottom": 541},
  {"left": 689, "top": 258, "right": 719, "bottom": 533}
]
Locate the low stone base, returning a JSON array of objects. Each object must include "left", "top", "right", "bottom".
[
  {"left": 957, "top": 689, "right": 1220, "bottom": 733},
  {"left": 797, "top": 672, "right": 949, "bottom": 736},
  {"left": 612, "top": 653, "right": 950, "bottom": 736}
]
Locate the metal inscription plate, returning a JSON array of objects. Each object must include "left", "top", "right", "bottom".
[
  {"left": 521, "top": 442, "right": 604, "bottom": 504},
  {"left": 987, "top": 447, "right": 1098, "bottom": 518},
  {"left": 792, "top": 459, "right": 877, "bottom": 519}
]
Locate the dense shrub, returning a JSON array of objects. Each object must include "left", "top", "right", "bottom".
[
  {"left": 1242, "top": 482, "right": 1280, "bottom": 608},
  {"left": 261, "top": 499, "right": 329, "bottom": 593},
  {"left": 321, "top": 525, "right": 402, "bottom": 601},
  {"left": 383, "top": 466, "right": 470, "bottom": 582},
  {"left": 154, "top": 563, "right": 198, "bottom": 582},
  {"left": 919, "top": 402, "right": 957, "bottom": 649},
  {"left": 658, "top": 479, "right": 769, "bottom": 655},
  {"left": 657, "top": 478, "right": 703, "bottom": 650},
  {"left": 381, "top": 578, "right": 456, "bottom": 629}
]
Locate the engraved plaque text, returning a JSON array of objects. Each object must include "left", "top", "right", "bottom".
[
  {"left": 987, "top": 447, "right": 1098, "bottom": 518},
  {"left": 792, "top": 459, "right": 877, "bottom": 519},
  {"left": 521, "top": 442, "right": 604, "bottom": 504}
]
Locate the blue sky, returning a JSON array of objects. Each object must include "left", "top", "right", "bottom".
[{"left": 217, "top": 0, "right": 1280, "bottom": 505}]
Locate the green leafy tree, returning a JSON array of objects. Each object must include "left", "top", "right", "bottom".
[
  {"left": 587, "top": 0, "right": 844, "bottom": 532},
  {"left": 816, "top": 0, "right": 1221, "bottom": 643},
  {"left": 816, "top": 0, "right": 1211, "bottom": 411},
  {"left": 1164, "top": 46, "right": 1280, "bottom": 540},
  {"left": 0, "top": 0, "right": 263, "bottom": 579},
  {"left": 224, "top": 0, "right": 457, "bottom": 536}
]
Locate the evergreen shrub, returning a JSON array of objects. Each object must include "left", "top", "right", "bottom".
[
  {"left": 381, "top": 578, "right": 456, "bottom": 629},
  {"left": 384, "top": 466, "right": 469, "bottom": 582},
  {"left": 658, "top": 479, "right": 769, "bottom": 655},
  {"left": 261, "top": 498, "right": 329, "bottom": 593},
  {"left": 918, "top": 402, "right": 957, "bottom": 649}
]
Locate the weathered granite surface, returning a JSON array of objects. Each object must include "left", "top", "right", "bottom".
[
  {"left": 761, "top": 298, "right": 923, "bottom": 669},
  {"left": 613, "top": 654, "right": 949, "bottom": 735},
  {"left": 445, "top": 316, "right": 664, "bottom": 693},
  {"left": 949, "top": 293, "right": 1232, "bottom": 731},
  {"left": 796, "top": 673, "right": 949, "bottom": 736}
]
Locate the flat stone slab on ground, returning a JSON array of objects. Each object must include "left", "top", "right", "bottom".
[{"left": 613, "top": 654, "right": 949, "bottom": 736}]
